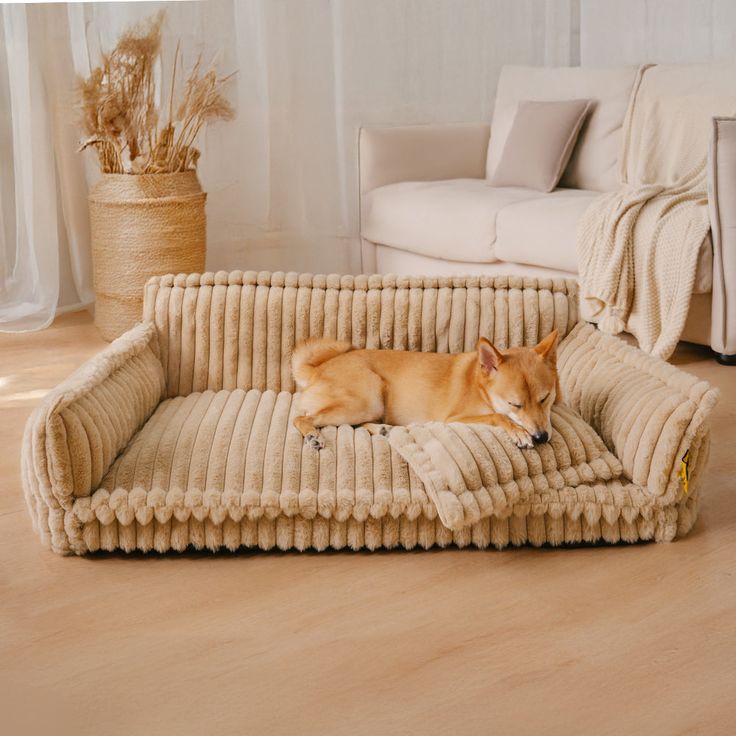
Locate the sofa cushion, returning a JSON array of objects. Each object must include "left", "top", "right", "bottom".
[
  {"left": 494, "top": 188, "right": 713, "bottom": 293},
  {"left": 361, "top": 179, "right": 542, "bottom": 262},
  {"left": 487, "top": 65, "right": 642, "bottom": 192},
  {"left": 374, "top": 245, "right": 579, "bottom": 281},
  {"left": 488, "top": 99, "right": 592, "bottom": 192},
  {"left": 495, "top": 189, "right": 600, "bottom": 272}
]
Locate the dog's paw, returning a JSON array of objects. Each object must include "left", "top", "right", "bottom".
[
  {"left": 507, "top": 426, "right": 534, "bottom": 449},
  {"left": 362, "top": 423, "right": 391, "bottom": 437},
  {"left": 304, "top": 433, "right": 325, "bottom": 450}
]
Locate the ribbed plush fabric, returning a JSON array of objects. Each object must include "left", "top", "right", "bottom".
[
  {"left": 559, "top": 323, "right": 718, "bottom": 504},
  {"left": 142, "top": 271, "right": 578, "bottom": 397},
  {"left": 389, "top": 404, "right": 623, "bottom": 531},
  {"left": 22, "top": 323, "right": 165, "bottom": 553},
  {"left": 91, "top": 389, "right": 424, "bottom": 524},
  {"left": 21, "top": 271, "right": 717, "bottom": 555},
  {"left": 73, "top": 389, "right": 427, "bottom": 553},
  {"left": 70, "top": 392, "right": 625, "bottom": 552}
]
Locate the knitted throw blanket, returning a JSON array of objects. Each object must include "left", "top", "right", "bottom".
[
  {"left": 577, "top": 164, "right": 709, "bottom": 358},
  {"left": 577, "top": 68, "right": 733, "bottom": 358}
]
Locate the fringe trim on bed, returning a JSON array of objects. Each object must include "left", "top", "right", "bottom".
[{"left": 58, "top": 492, "right": 699, "bottom": 555}]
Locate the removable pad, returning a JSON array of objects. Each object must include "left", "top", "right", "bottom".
[{"left": 389, "top": 405, "right": 622, "bottom": 530}]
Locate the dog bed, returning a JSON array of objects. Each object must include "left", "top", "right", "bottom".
[{"left": 22, "top": 272, "right": 717, "bottom": 555}]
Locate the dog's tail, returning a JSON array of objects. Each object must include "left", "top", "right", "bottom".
[{"left": 291, "top": 338, "right": 353, "bottom": 389}]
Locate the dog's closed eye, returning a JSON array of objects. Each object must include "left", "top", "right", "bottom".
[
  {"left": 508, "top": 401, "right": 522, "bottom": 409},
  {"left": 539, "top": 393, "right": 550, "bottom": 404}
]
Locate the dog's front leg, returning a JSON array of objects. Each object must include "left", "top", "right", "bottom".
[
  {"left": 453, "top": 414, "right": 534, "bottom": 449},
  {"left": 293, "top": 415, "right": 326, "bottom": 450}
]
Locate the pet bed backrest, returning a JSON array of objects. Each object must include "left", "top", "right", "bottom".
[{"left": 143, "top": 271, "right": 578, "bottom": 397}]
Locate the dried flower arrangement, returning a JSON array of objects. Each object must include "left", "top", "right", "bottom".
[{"left": 77, "top": 12, "right": 234, "bottom": 174}]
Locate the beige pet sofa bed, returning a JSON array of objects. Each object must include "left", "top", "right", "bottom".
[{"left": 22, "top": 271, "right": 717, "bottom": 555}]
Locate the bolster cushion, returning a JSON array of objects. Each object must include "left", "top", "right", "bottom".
[
  {"left": 22, "top": 322, "right": 165, "bottom": 552},
  {"left": 144, "top": 271, "right": 579, "bottom": 397},
  {"left": 558, "top": 323, "right": 718, "bottom": 501}
]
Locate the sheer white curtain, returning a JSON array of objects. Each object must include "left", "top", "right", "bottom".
[
  {"left": 0, "top": 4, "right": 95, "bottom": 332},
  {"left": 0, "top": 0, "right": 578, "bottom": 333},
  {"left": 207, "top": 0, "right": 579, "bottom": 275},
  {"left": 1, "top": 6, "right": 63, "bottom": 331}
]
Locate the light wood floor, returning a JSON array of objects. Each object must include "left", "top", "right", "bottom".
[{"left": 1, "top": 311, "right": 735, "bottom": 736}]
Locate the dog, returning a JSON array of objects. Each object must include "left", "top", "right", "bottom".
[{"left": 290, "top": 330, "right": 560, "bottom": 450}]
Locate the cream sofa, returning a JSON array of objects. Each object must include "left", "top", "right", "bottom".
[{"left": 359, "top": 64, "right": 736, "bottom": 362}]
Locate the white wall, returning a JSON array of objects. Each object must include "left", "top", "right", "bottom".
[{"left": 580, "top": 0, "right": 736, "bottom": 66}]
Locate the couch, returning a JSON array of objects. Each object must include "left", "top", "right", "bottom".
[
  {"left": 359, "top": 64, "right": 736, "bottom": 362},
  {"left": 22, "top": 271, "right": 716, "bottom": 555}
]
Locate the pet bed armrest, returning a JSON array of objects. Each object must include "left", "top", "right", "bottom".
[
  {"left": 359, "top": 123, "right": 490, "bottom": 194},
  {"left": 22, "top": 322, "right": 165, "bottom": 551},
  {"left": 557, "top": 323, "right": 718, "bottom": 502}
]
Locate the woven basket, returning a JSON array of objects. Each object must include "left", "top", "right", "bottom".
[{"left": 88, "top": 171, "right": 207, "bottom": 340}]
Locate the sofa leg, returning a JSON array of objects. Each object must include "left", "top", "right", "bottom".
[{"left": 714, "top": 352, "right": 736, "bottom": 366}]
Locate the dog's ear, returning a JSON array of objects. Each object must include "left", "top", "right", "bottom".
[
  {"left": 534, "top": 330, "right": 559, "bottom": 362},
  {"left": 478, "top": 337, "right": 504, "bottom": 373}
]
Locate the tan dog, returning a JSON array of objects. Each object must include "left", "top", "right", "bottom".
[{"left": 291, "top": 330, "right": 560, "bottom": 450}]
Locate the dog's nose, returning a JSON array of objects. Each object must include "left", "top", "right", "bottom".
[{"left": 532, "top": 431, "right": 549, "bottom": 444}]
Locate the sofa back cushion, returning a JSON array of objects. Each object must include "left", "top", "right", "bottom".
[
  {"left": 623, "top": 63, "right": 736, "bottom": 186},
  {"left": 487, "top": 65, "right": 642, "bottom": 192},
  {"left": 632, "top": 62, "right": 736, "bottom": 102}
]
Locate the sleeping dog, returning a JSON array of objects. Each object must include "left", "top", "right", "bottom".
[{"left": 291, "top": 330, "right": 560, "bottom": 450}]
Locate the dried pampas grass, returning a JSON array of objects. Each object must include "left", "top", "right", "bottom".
[{"left": 77, "top": 11, "right": 234, "bottom": 174}]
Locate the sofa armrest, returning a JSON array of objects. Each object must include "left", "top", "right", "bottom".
[
  {"left": 358, "top": 123, "right": 490, "bottom": 194},
  {"left": 708, "top": 117, "right": 736, "bottom": 356},
  {"left": 558, "top": 324, "right": 718, "bottom": 503},
  {"left": 22, "top": 322, "right": 165, "bottom": 553}
]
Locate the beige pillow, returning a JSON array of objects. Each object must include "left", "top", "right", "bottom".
[
  {"left": 488, "top": 99, "right": 591, "bottom": 192},
  {"left": 486, "top": 66, "right": 641, "bottom": 191}
]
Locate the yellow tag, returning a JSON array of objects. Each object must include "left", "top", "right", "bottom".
[{"left": 680, "top": 450, "right": 690, "bottom": 494}]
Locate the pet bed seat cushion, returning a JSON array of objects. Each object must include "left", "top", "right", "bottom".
[
  {"left": 75, "top": 391, "right": 623, "bottom": 550},
  {"left": 22, "top": 271, "right": 717, "bottom": 555},
  {"left": 87, "top": 388, "right": 432, "bottom": 539}
]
